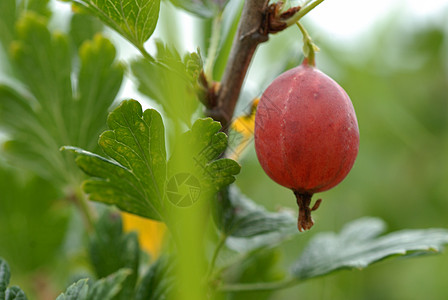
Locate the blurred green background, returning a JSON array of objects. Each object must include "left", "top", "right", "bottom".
[{"left": 1, "top": 0, "right": 448, "bottom": 299}]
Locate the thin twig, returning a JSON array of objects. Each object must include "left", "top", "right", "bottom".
[{"left": 207, "top": 233, "right": 227, "bottom": 279}]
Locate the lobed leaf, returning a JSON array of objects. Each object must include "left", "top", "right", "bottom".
[
  {"left": 88, "top": 269, "right": 132, "bottom": 300},
  {"left": 65, "top": 100, "right": 240, "bottom": 221},
  {"left": 4, "top": 287, "right": 27, "bottom": 300},
  {"left": 292, "top": 217, "right": 448, "bottom": 280},
  {"left": 56, "top": 269, "right": 130, "bottom": 300},
  {"left": 214, "top": 187, "right": 297, "bottom": 253},
  {"left": 131, "top": 42, "right": 202, "bottom": 126},
  {"left": 72, "top": 0, "right": 160, "bottom": 48},
  {"left": 56, "top": 279, "right": 89, "bottom": 300},
  {"left": 168, "top": 118, "right": 241, "bottom": 195},
  {"left": 0, "top": 12, "right": 123, "bottom": 185},
  {"left": 64, "top": 100, "right": 167, "bottom": 220},
  {"left": 0, "top": 258, "right": 27, "bottom": 300},
  {"left": 0, "top": 258, "right": 10, "bottom": 300}
]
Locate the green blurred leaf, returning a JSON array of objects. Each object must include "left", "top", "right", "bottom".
[
  {"left": 292, "top": 217, "right": 448, "bottom": 280},
  {"left": 56, "top": 279, "right": 89, "bottom": 300},
  {"left": 0, "top": 258, "right": 27, "bottom": 300},
  {"left": 89, "top": 210, "right": 140, "bottom": 300},
  {"left": 71, "top": 0, "right": 160, "bottom": 49},
  {"left": 167, "top": 118, "right": 241, "bottom": 195},
  {"left": 0, "top": 0, "right": 51, "bottom": 49},
  {"left": 69, "top": 13, "right": 104, "bottom": 49},
  {"left": 64, "top": 100, "right": 240, "bottom": 220},
  {"left": 4, "top": 287, "right": 27, "bottom": 300},
  {"left": 0, "top": 258, "right": 10, "bottom": 300},
  {"left": 222, "top": 249, "right": 284, "bottom": 300},
  {"left": 168, "top": 0, "right": 229, "bottom": 18},
  {"left": 135, "top": 256, "right": 174, "bottom": 300},
  {"left": 212, "top": 0, "right": 243, "bottom": 81},
  {"left": 213, "top": 187, "right": 296, "bottom": 253},
  {"left": 0, "top": 166, "right": 69, "bottom": 273},
  {"left": 63, "top": 99, "right": 167, "bottom": 221},
  {"left": 0, "top": 12, "right": 123, "bottom": 185},
  {"left": 131, "top": 42, "right": 202, "bottom": 126},
  {"left": 218, "top": 187, "right": 296, "bottom": 237},
  {"left": 56, "top": 269, "right": 131, "bottom": 300},
  {"left": 0, "top": 0, "right": 16, "bottom": 49},
  {"left": 88, "top": 269, "right": 132, "bottom": 300}
]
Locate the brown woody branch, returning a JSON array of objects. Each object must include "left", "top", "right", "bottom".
[{"left": 205, "top": 1, "right": 300, "bottom": 129}]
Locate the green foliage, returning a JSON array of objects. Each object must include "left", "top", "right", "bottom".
[
  {"left": 70, "top": 0, "right": 160, "bottom": 50},
  {"left": 0, "top": 258, "right": 27, "bottom": 300},
  {"left": 168, "top": 0, "right": 229, "bottom": 18},
  {"left": 135, "top": 256, "right": 174, "bottom": 300},
  {"left": 167, "top": 118, "right": 241, "bottom": 193},
  {"left": 69, "top": 13, "right": 104, "bottom": 49},
  {"left": 292, "top": 217, "right": 448, "bottom": 280},
  {"left": 0, "top": 0, "right": 51, "bottom": 49},
  {"left": 89, "top": 211, "right": 140, "bottom": 300},
  {"left": 63, "top": 100, "right": 167, "bottom": 220},
  {"left": 223, "top": 249, "right": 284, "bottom": 300},
  {"left": 216, "top": 187, "right": 296, "bottom": 239},
  {"left": 0, "top": 12, "right": 123, "bottom": 185},
  {"left": 1, "top": 1, "right": 448, "bottom": 300},
  {"left": 0, "top": 166, "right": 68, "bottom": 273},
  {"left": 56, "top": 269, "right": 131, "bottom": 300},
  {"left": 63, "top": 99, "right": 240, "bottom": 223},
  {"left": 131, "top": 42, "right": 202, "bottom": 126}
]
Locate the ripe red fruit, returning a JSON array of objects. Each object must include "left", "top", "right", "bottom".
[{"left": 254, "top": 60, "right": 359, "bottom": 231}]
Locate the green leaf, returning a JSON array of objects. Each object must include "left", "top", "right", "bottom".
[
  {"left": 0, "top": 258, "right": 27, "bottom": 300},
  {"left": 135, "top": 256, "right": 174, "bottom": 300},
  {"left": 0, "top": 12, "right": 123, "bottom": 185},
  {"left": 131, "top": 42, "right": 202, "bottom": 126},
  {"left": 0, "top": 258, "right": 10, "bottom": 300},
  {"left": 64, "top": 100, "right": 240, "bottom": 220},
  {"left": 0, "top": 0, "right": 16, "bottom": 49},
  {"left": 168, "top": 0, "right": 229, "bottom": 18},
  {"left": 69, "top": 13, "right": 104, "bottom": 49},
  {"left": 4, "top": 287, "right": 27, "bottom": 300},
  {"left": 167, "top": 118, "right": 241, "bottom": 195},
  {"left": 63, "top": 99, "right": 167, "bottom": 221},
  {"left": 212, "top": 0, "right": 243, "bottom": 81},
  {"left": 0, "top": 0, "right": 51, "bottom": 49},
  {"left": 56, "top": 269, "right": 131, "bottom": 300},
  {"left": 222, "top": 249, "right": 284, "bottom": 300},
  {"left": 212, "top": 187, "right": 296, "bottom": 253},
  {"left": 71, "top": 0, "right": 160, "bottom": 49},
  {"left": 0, "top": 166, "right": 69, "bottom": 273},
  {"left": 56, "top": 279, "right": 89, "bottom": 300},
  {"left": 89, "top": 210, "right": 140, "bottom": 300},
  {"left": 292, "top": 217, "right": 448, "bottom": 280},
  {"left": 88, "top": 269, "right": 132, "bottom": 300}
]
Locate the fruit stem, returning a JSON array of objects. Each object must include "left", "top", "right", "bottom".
[
  {"left": 285, "top": 0, "right": 326, "bottom": 27},
  {"left": 293, "top": 191, "right": 321, "bottom": 231},
  {"left": 296, "top": 21, "right": 319, "bottom": 66}
]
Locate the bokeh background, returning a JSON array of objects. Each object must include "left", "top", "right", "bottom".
[{"left": 1, "top": 0, "right": 448, "bottom": 299}]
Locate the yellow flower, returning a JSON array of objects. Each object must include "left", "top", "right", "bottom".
[
  {"left": 229, "top": 98, "right": 259, "bottom": 161},
  {"left": 121, "top": 212, "right": 166, "bottom": 260}
]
